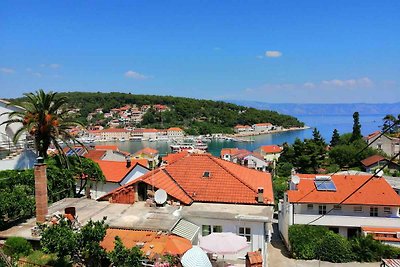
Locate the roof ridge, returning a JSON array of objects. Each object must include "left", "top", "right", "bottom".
[
  {"left": 162, "top": 168, "right": 194, "bottom": 203},
  {"left": 210, "top": 155, "right": 258, "bottom": 194}
]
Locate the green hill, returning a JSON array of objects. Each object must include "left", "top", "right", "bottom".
[{"left": 12, "top": 91, "right": 304, "bottom": 134}]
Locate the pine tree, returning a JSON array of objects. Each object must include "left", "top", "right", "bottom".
[
  {"left": 330, "top": 129, "right": 340, "bottom": 147},
  {"left": 350, "top": 112, "right": 362, "bottom": 142},
  {"left": 312, "top": 128, "right": 325, "bottom": 145}
]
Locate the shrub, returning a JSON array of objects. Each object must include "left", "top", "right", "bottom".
[
  {"left": 350, "top": 235, "right": 400, "bottom": 262},
  {"left": 3, "top": 237, "right": 32, "bottom": 260},
  {"left": 289, "top": 225, "right": 328, "bottom": 259},
  {"left": 317, "top": 231, "right": 353, "bottom": 262},
  {"left": 23, "top": 250, "right": 58, "bottom": 266}
]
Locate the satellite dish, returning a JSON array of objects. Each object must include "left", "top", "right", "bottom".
[
  {"left": 291, "top": 175, "right": 300, "bottom": 185},
  {"left": 154, "top": 189, "right": 168, "bottom": 204},
  {"left": 375, "top": 169, "right": 384, "bottom": 177}
]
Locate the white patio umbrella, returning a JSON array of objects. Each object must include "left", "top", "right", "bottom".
[
  {"left": 181, "top": 246, "right": 212, "bottom": 267},
  {"left": 199, "top": 232, "right": 249, "bottom": 254}
]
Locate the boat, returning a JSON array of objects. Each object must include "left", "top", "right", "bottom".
[{"left": 170, "top": 140, "right": 208, "bottom": 152}]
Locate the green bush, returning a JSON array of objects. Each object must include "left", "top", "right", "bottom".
[
  {"left": 3, "top": 237, "right": 32, "bottom": 259},
  {"left": 350, "top": 235, "right": 400, "bottom": 262},
  {"left": 318, "top": 231, "right": 353, "bottom": 262},
  {"left": 24, "top": 250, "right": 58, "bottom": 266},
  {"left": 289, "top": 225, "right": 329, "bottom": 259}
]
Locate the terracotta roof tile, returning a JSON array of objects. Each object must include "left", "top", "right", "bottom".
[
  {"left": 101, "top": 229, "right": 192, "bottom": 258},
  {"left": 167, "top": 127, "right": 183, "bottom": 131},
  {"left": 94, "top": 160, "right": 147, "bottom": 183},
  {"left": 84, "top": 150, "right": 106, "bottom": 161},
  {"left": 94, "top": 145, "right": 119, "bottom": 151},
  {"left": 361, "top": 155, "right": 386, "bottom": 167},
  {"left": 260, "top": 145, "right": 282, "bottom": 154},
  {"left": 288, "top": 174, "right": 400, "bottom": 206},
  {"left": 162, "top": 151, "right": 189, "bottom": 164},
  {"left": 134, "top": 147, "right": 159, "bottom": 156}
]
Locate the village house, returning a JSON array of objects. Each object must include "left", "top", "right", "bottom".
[
  {"left": 133, "top": 147, "right": 159, "bottom": 168},
  {"left": 142, "top": 128, "right": 158, "bottom": 140},
  {"left": 234, "top": 125, "right": 253, "bottom": 133},
  {"left": 252, "top": 123, "right": 273, "bottom": 133},
  {"left": 88, "top": 128, "right": 131, "bottom": 141},
  {"left": 361, "top": 154, "right": 400, "bottom": 173},
  {"left": 167, "top": 127, "right": 184, "bottom": 138},
  {"left": 278, "top": 173, "right": 400, "bottom": 248},
  {"left": 365, "top": 131, "right": 400, "bottom": 160},
  {"left": 99, "top": 154, "right": 274, "bottom": 263},
  {"left": 254, "top": 145, "right": 282, "bottom": 162},
  {"left": 221, "top": 148, "right": 269, "bottom": 172}
]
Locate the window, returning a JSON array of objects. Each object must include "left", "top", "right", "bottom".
[
  {"left": 370, "top": 207, "right": 378, "bottom": 217},
  {"left": 307, "top": 204, "right": 313, "bottom": 210},
  {"left": 354, "top": 206, "right": 362, "bottom": 212},
  {"left": 333, "top": 205, "right": 342, "bottom": 211},
  {"left": 384, "top": 207, "right": 391, "bottom": 215},
  {"left": 318, "top": 205, "right": 327, "bottom": 215},
  {"left": 239, "top": 227, "right": 251, "bottom": 242},
  {"left": 203, "top": 171, "right": 211, "bottom": 178},
  {"left": 202, "top": 225, "right": 222, "bottom": 236}
]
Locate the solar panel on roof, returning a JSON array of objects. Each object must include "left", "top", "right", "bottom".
[{"left": 315, "top": 180, "right": 337, "bottom": 191}]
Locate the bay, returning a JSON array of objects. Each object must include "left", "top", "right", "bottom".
[{"left": 98, "top": 114, "right": 385, "bottom": 157}]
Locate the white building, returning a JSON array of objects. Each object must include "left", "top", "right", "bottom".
[
  {"left": 88, "top": 128, "right": 131, "bottom": 141},
  {"left": 234, "top": 125, "right": 253, "bottom": 133},
  {"left": 167, "top": 127, "right": 184, "bottom": 138},
  {"left": 252, "top": 123, "right": 273, "bottom": 133},
  {"left": 365, "top": 131, "right": 400, "bottom": 160},
  {"left": 254, "top": 145, "right": 282, "bottom": 162},
  {"left": 278, "top": 174, "right": 400, "bottom": 248},
  {"left": 100, "top": 154, "right": 274, "bottom": 266}
]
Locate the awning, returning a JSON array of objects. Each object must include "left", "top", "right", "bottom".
[{"left": 171, "top": 219, "right": 200, "bottom": 242}]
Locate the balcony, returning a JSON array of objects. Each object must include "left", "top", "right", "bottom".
[{"left": 294, "top": 213, "right": 400, "bottom": 228}]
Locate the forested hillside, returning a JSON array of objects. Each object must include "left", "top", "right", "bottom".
[{"left": 12, "top": 92, "right": 304, "bottom": 134}]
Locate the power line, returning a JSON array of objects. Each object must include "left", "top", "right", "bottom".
[{"left": 306, "top": 151, "right": 400, "bottom": 225}]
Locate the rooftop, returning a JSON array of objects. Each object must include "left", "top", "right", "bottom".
[
  {"left": 288, "top": 174, "right": 400, "bottom": 206},
  {"left": 260, "top": 145, "right": 282, "bottom": 154},
  {"left": 361, "top": 154, "right": 386, "bottom": 167},
  {"left": 0, "top": 198, "right": 180, "bottom": 241}
]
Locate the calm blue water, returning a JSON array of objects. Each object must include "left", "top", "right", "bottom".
[{"left": 99, "top": 114, "right": 385, "bottom": 157}]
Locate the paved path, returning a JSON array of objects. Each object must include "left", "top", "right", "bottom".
[{"left": 268, "top": 222, "right": 379, "bottom": 267}]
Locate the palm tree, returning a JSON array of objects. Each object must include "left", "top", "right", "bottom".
[{"left": 0, "top": 89, "right": 84, "bottom": 163}]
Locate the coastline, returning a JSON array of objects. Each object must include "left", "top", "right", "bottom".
[{"left": 228, "top": 126, "right": 311, "bottom": 138}]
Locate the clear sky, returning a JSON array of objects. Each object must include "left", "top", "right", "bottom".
[{"left": 1, "top": 1, "right": 399, "bottom": 103}]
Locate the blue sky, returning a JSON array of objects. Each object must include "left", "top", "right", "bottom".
[{"left": 1, "top": 1, "right": 399, "bottom": 103}]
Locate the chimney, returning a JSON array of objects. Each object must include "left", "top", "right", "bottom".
[
  {"left": 126, "top": 157, "right": 131, "bottom": 168},
  {"left": 34, "top": 158, "right": 48, "bottom": 223},
  {"left": 257, "top": 187, "right": 264, "bottom": 203}
]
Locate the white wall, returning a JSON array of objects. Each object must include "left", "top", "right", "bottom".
[
  {"left": 187, "top": 217, "right": 267, "bottom": 262},
  {"left": 0, "top": 101, "right": 25, "bottom": 145},
  {"left": 0, "top": 149, "right": 37, "bottom": 170},
  {"left": 120, "top": 165, "right": 149, "bottom": 184}
]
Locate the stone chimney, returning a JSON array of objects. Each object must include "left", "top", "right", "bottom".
[
  {"left": 126, "top": 157, "right": 131, "bottom": 168},
  {"left": 257, "top": 187, "right": 264, "bottom": 203},
  {"left": 34, "top": 159, "right": 48, "bottom": 223}
]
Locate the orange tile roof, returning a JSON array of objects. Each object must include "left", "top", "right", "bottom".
[
  {"left": 101, "top": 128, "right": 130, "bottom": 133},
  {"left": 134, "top": 147, "right": 159, "bottom": 156},
  {"left": 287, "top": 174, "right": 400, "bottom": 206},
  {"left": 360, "top": 155, "right": 386, "bottom": 167},
  {"left": 84, "top": 150, "right": 106, "bottom": 161},
  {"left": 101, "top": 229, "right": 192, "bottom": 258},
  {"left": 234, "top": 125, "right": 251, "bottom": 128},
  {"left": 361, "top": 226, "right": 400, "bottom": 243},
  {"left": 260, "top": 145, "right": 282, "bottom": 154},
  {"left": 162, "top": 151, "right": 189, "bottom": 164},
  {"left": 220, "top": 148, "right": 240, "bottom": 157},
  {"left": 167, "top": 127, "right": 183, "bottom": 131},
  {"left": 94, "top": 160, "right": 147, "bottom": 183},
  {"left": 254, "top": 123, "right": 272, "bottom": 126},
  {"left": 94, "top": 145, "right": 119, "bottom": 151},
  {"left": 365, "top": 130, "right": 381, "bottom": 140},
  {"left": 143, "top": 128, "right": 158, "bottom": 133},
  {"left": 102, "top": 154, "right": 274, "bottom": 205}
]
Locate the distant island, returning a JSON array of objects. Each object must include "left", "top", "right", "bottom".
[
  {"left": 10, "top": 92, "right": 304, "bottom": 135},
  {"left": 228, "top": 100, "right": 400, "bottom": 116}
]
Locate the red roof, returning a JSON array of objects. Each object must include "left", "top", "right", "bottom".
[
  {"left": 287, "top": 174, "right": 400, "bottom": 206},
  {"left": 101, "top": 229, "right": 192, "bottom": 258},
  {"left": 362, "top": 226, "right": 400, "bottom": 243},
  {"left": 167, "top": 127, "right": 183, "bottom": 132},
  {"left": 101, "top": 154, "right": 274, "bottom": 205},
  {"left": 360, "top": 155, "right": 386, "bottom": 167},
  {"left": 254, "top": 123, "right": 272, "bottom": 126},
  {"left": 134, "top": 147, "right": 159, "bottom": 156},
  {"left": 260, "top": 145, "right": 282, "bottom": 154},
  {"left": 84, "top": 150, "right": 106, "bottom": 161},
  {"left": 94, "top": 145, "right": 119, "bottom": 151},
  {"left": 162, "top": 151, "right": 189, "bottom": 164},
  {"left": 143, "top": 128, "right": 158, "bottom": 133},
  {"left": 234, "top": 125, "right": 251, "bottom": 129},
  {"left": 365, "top": 131, "right": 381, "bottom": 140},
  {"left": 100, "top": 128, "right": 130, "bottom": 133},
  {"left": 95, "top": 160, "right": 148, "bottom": 183}
]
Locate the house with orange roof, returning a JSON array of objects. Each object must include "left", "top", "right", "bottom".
[
  {"left": 88, "top": 128, "right": 131, "bottom": 141},
  {"left": 133, "top": 147, "right": 159, "bottom": 168},
  {"left": 234, "top": 124, "right": 253, "bottom": 133},
  {"left": 167, "top": 127, "right": 184, "bottom": 138},
  {"left": 278, "top": 173, "right": 400, "bottom": 247},
  {"left": 364, "top": 131, "right": 400, "bottom": 160},
  {"left": 142, "top": 128, "right": 158, "bottom": 140},
  {"left": 361, "top": 154, "right": 400, "bottom": 173},
  {"left": 79, "top": 159, "right": 149, "bottom": 199},
  {"left": 99, "top": 153, "right": 274, "bottom": 262},
  {"left": 252, "top": 123, "right": 274, "bottom": 133},
  {"left": 221, "top": 148, "right": 269, "bottom": 171},
  {"left": 254, "top": 145, "right": 283, "bottom": 162}
]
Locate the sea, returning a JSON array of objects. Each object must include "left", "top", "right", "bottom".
[{"left": 99, "top": 114, "right": 385, "bottom": 157}]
